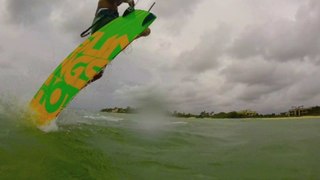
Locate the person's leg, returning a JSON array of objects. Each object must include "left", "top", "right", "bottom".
[
  {"left": 91, "top": 9, "right": 119, "bottom": 34},
  {"left": 85, "top": 9, "right": 119, "bottom": 86}
]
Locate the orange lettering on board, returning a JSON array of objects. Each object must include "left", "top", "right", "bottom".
[
  {"left": 101, "top": 35, "right": 130, "bottom": 58},
  {"left": 61, "top": 55, "right": 95, "bottom": 89}
]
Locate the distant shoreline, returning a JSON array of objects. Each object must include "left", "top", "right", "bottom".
[
  {"left": 100, "top": 106, "right": 320, "bottom": 119},
  {"left": 100, "top": 111, "right": 320, "bottom": 120},
  {"left": 250, "top": 116, "right": 320, "bottom": 120}
]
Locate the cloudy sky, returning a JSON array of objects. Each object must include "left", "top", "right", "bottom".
[{"left": 1, "top": 0, "right": 320, "bottom": 114}]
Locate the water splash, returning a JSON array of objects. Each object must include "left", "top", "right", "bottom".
[
  {"left": 0, "top": 95, "right": 29, "bottom": 123},
  {"left": 0, "top": 94, "right": 59, "bottom": 132},
  {"left": 37, "top": 120, "right": 59, "bottom": 133},
  {"left": 131, "top": 93, "right": 173, "bottom": 136}
]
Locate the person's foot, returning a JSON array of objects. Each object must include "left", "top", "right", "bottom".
[
  {"left": 89, "top": 70, "right": 104, "bottom": 84},
  {"left": 136, "top": 28, "right": 151, "bottom": 39},
  {"left": 140, "top": 28, "right": 151, "bottom": 37}
]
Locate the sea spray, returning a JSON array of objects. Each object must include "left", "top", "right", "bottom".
[
  {"left": 0, "top": 94, "right": 30, "bottom": 124},
  {"left": 0, "top": 94, "right": 59, "bottom": 132},
  {"left": 130, "top": 93, "right": 173, "bottom": 137},
  {"left": 37, "top": 120, "right": 59, "bottom": 133}
]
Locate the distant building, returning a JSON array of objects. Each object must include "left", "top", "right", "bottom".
[
  {"left": 288, "top": 106, "right": 308, "bottom": 117},
  {"left": 111, "top": 108, "right": 119, "bottom": 113}
]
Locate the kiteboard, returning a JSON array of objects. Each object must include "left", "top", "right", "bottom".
[{"left": 29, "top": 9, "right": 156, "bottom": 127}]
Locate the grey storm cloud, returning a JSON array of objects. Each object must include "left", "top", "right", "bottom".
[
  {"left": 153, "top": 0, "right": 203, "bottom": 18},
  {"left": 221, "top": 59, "right": 293, "bottom": 102},
  {"left": 214, "top": 0, "right": 320, "bottom": 106},
  {"left": 292, "top": 77, "right": 320, "bottom": 101},
  {"left": 51, "top": 2, "right": 96, "bottom": 39},
  {"left": 153, "top": 0, "right": 204, "bottom": 34},
  {"left": 0, "top": 46, "right": 12, "bottom": 70},
  {"left": 177, "top": 24, "right": 232, "bottom": 73},
  {"left": 222, "top": 58, "right": 300, "bottom": 87},
  {"left": 1, "top": 0, "right": 320, "bottom": 114},
  {"left": 4, "top": 0, "right": 62, "bottom": 25},
  {"left": 3, "top": 0, "right": 93, "bottom": 38},
  {"left": 0, "top": 61, "right": 13, "bottom": 70},
  {"left": 229, "top": 0, "right": 320, "bottom": 62},
  {"left": 220, "top": 57, "right": 320, "bottom": 105}
]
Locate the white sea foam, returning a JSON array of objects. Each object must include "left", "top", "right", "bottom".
[
  {"left": 170, "top": 121, "right": 188, "bottom": 125},
  {"left": 83, "top": 115, "right": 123, "bottom": 122},
  {"left": 38, "top": 120, "right": 59, "bottom": 133}
]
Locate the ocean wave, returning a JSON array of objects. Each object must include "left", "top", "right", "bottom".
[
  {"left": 170, "top": 121, "right": 188, "bottom": 125},
  {"left": 83, "top": 115, "right": 124, "bottom": 122}
]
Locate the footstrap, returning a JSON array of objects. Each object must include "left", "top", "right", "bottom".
[{"left": 80, "top": 17, "right": 104, "bottom": 38}]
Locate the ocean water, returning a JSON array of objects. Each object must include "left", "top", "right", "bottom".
[{"left": 0, "top": 102, "right": 320, "bottom": 179}]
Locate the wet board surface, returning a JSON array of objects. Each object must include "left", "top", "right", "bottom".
[{"left": 29, "top": 10, "right": 156, "bottom": 126}]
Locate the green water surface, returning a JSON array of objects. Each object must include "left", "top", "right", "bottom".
[{"left": 0, "top": 110, "right": 319, "bottom": 180}]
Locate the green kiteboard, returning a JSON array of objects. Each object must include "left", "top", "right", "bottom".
[{"left": 29, "top": 8, "right": 156, "bottom": 126}]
